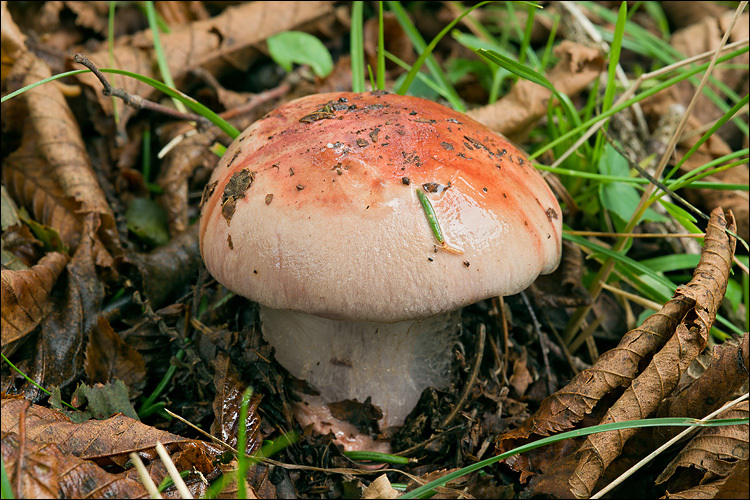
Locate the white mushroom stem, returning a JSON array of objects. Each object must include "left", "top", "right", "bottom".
[{"left": 259, "top": 306, "right": 461, "bottom": 428}]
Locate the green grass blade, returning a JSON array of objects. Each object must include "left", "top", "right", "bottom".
[
  {"left": 387, "top": 0, "right": 464, "bottom": 110},
  {"left": 351, "top": 1, "right": 366, "bottom": 92},
  {"left": 1, "top": 47, "right": 239, "bottom": 138},
  {"left": 236, "top": 387, "right": 254, "bottom": 500},
  {"left": 401, "top": 417, "right": 748, "bottom": 498},
  {"left": 377, "top": 1, "right": 386, "bottom": 90},
  {"left": 1, "top": 69, "right": 89, "bottom": 103},
  {"left": 665, "top": 93, "right": 749, "bottom": 181},
  {"left": 101, "top": 68, "right": 240, "bottom": 138},
  {"left": 0, "top": 454, "right": 13, "bottom": 500},
  {"left": 144, "top": 1, "right": 187, "bottom": 114},
  {"left": 343, "top": 450, "right": 411, "bottom": 465},
  {"left": 385, "top": 51, "right": 452, "bottom": 102},
  {"left": 476, "top": 48, "right": 581, "bottom": 127},
  {"left": 529, "top": 46, "right": 749, "bottom": 160}
]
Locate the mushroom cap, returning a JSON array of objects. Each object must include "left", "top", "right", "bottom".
[{"left": 200, "top": 91, "right": 561, "bottom": 323}]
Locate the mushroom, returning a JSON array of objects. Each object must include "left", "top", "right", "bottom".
[{"left": 200, "top": 91, "right": 562, "bottom": 444}]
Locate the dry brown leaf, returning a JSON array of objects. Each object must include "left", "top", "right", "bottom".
[
  {"left": 649, "top": 332, "right": 749, "bottom": 443},
  {"left": 660, "top": 2, "right": 729, "bottom": 30},
  {"left": 84, "top": 316, "right": 147, "bottom": 398},
  {"left": 467, "top": 41, "right": 604, "bottom": 143},
  {"left": 21, "top": 53, "right": 120, "bottom": 263},
  {"left": 526, "top": 208, "right": 737, "bottom": 498},
  {"left": 495, "top": 295, "right": 695, "bottom": 477},
  {"left": 668, "top": 10, "right": 748, "bottom": 128},
  {"left": 641, "top": 8, "right": 749, "bottom": 242},
  {"left": 0, "top": 397, "right": 223, "bottom": 470},
  {"left": 0, "top": 0, "right": 27, "bottom": 84},
  {"left": 1, "top": 251, "right": 68, "bottom": 356},
  {"left": 656, "top": 401, "right": 748, "bottom": 485},
  {"left": 2, "top": 129, "right": 85, "bottom": 252},
  {"left": 364, "top": 12, "right": 413, "bottom": 82},
  {"left": 363, "top": 474, "right": 400, "bottom": 499},
  {"left": 1, "top": 429, "right": 149, "bottom": 499},
  {"left": 498, "top": 207, "right": 737, "bottom": 493},
  {"left": 713, "top": 459, "right": 750, "bottom": 499},
  {"left": 75, "top": 1, "right": 334, "bottom": 126}
]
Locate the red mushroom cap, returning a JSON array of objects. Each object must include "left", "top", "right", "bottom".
[{"left": 200, "top": 91, "right": 562, "bottom": 322}]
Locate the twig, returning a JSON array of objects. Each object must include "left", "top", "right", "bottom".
[
  {"left": 548, "top": 37, "right": 749, "bottom": 170},
  {"left": 521, "top": 291, "right": 554, "bottom": 395},
  {"left": 155, "top": 441, "right": 193, "bottom": 499},
  {"left": 163, "top": 408, "right": 237, "bottom": 453},
  {"left": 129, "top": 452, "right": 162, "bottom": 499},
  {"left": 73, "top": 53, "right": 211, "bottom": 127},
  {"left": 443, "top": 323, "right": 486, "bottom": 427}
]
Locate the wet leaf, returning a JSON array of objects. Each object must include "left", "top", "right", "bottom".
[{"left": 210, "top": 352, "right": 263, "bottom": 456}]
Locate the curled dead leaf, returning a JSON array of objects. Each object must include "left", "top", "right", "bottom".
[
  {"left": 1, "top": 251, "right": 68, "bottom": 356},
  {"left": 524, "top": 208, "right": 737, "bottom": 498}
]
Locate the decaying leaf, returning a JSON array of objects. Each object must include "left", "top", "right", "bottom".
[
  {"left": 84, "top": 317, "right": 147, "bottom": 399},
  {"left": 648, "top": 332, "right": 749, "bottom": 443},
  {"left": 656, "top": 401, "right": 748, "bottom": 486},
  {"left": 1, "top": 251, "right": 68, "bottom": 356}
]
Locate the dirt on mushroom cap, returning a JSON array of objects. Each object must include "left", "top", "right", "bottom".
[{"left": 199, "top": 91, "right": 562, "bottom": 323}]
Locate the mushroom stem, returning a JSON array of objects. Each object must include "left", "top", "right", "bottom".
[{"left": 259, "top": 306, "right": 461, "bottom": 428}]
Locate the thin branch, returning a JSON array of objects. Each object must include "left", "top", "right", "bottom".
[{"left": 73, "top": 53, "right": 211, "bottom": 127}]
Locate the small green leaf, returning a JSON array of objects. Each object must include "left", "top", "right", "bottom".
[
  {"left": 598, "top": 145, "right": 667, "bottom": 228},
  {"left": 267, "top": 31, "right": 333, "bottom": 78},
  {"left": 126, "top": 197, "right": 170, "bottom": 247},
  {"left": 17, "top": 207, "right": 68, "bottom": 254},
  {"left": 59, "top": 380, "right": 139, "bottom": 423}
]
